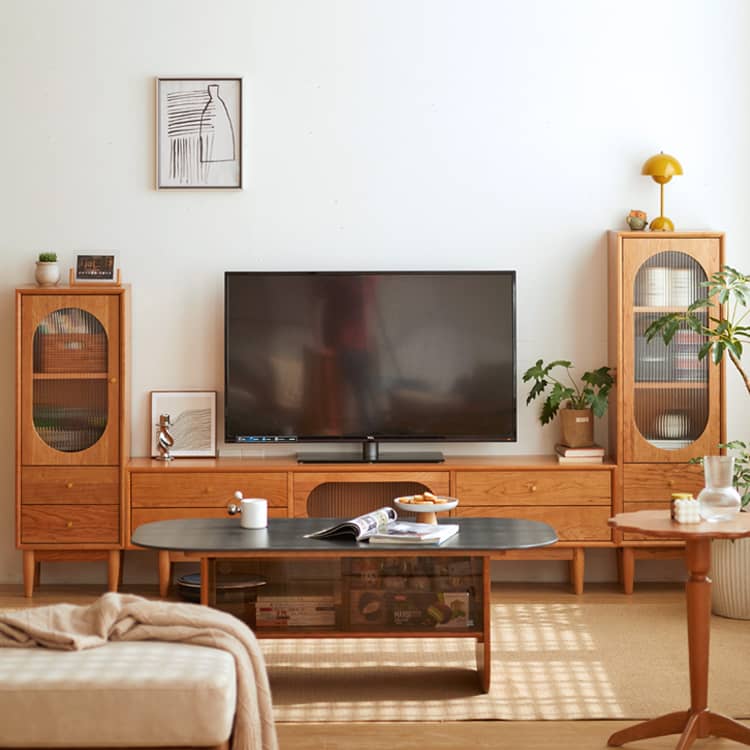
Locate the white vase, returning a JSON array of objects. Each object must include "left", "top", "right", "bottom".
[
  {"left": 711, "top": 536, "right": 750, "bottom": 619},
  {"left": 35, "top": 261, "right": 60, "bottom": 287}
]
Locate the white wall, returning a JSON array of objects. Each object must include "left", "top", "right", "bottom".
[{"left": 1, "top": 0, "right": 748, "bottom": 585}]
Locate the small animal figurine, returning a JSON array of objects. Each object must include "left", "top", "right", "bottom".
[{"left": 627, "top": 209, "right": 648, "bottom": 230}]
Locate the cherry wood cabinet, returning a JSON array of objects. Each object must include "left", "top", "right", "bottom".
[
  {"left": 16, "top": 285, "right": 129, "bottom": 596},
  {"left": 607, "top": 232, "right": 725, "bottom": 590},
  {"left": 127, "top": 455, "right": 615, "bottom": 596}
]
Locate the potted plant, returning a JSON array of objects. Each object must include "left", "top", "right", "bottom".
[
  {"left": 522, "top": 359, "right": 614, "bottom": 447},
  {"left": 35, "top": 252, "right": 60, "bottom": 287},
  {"left": 646, "top": 264, "right": 750, "bottom": 617}
]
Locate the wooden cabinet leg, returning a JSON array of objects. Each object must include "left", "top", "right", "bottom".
[
  {"left": 621, "top": 547, "right": 635, "bottom": 595},
  {"left": 23, "top": 550, "right": 35, "bottom": 598},
  {"left": 158, "top": 550, "right": 172, "bottom": 597},
  {"left": 107, "top": 550, "right": 121, "bottom": 592},
  {"left": 569, "top": 548, "right": 584, "bottom": 595},
  {"left": 33, "top": 561, "right": 41, "bottom": 588}
]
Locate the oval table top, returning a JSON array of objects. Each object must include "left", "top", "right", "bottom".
[{"left": 609, "top": 509, "right": 750, "bottom": 540}]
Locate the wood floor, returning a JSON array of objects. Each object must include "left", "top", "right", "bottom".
[{"left": 1, "top": 582, "right": 745, "bottom": 750}]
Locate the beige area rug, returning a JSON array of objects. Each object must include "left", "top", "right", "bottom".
[{"left": 261, "top": 601, "right": 750, "bottom": 721}]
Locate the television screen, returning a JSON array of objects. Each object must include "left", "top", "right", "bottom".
[{"left": 225, "top": 271, "right": 516, "bottom": 451}]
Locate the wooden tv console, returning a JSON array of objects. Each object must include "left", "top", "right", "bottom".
[{"left": 126, "top": 455, "right": 617, "bottom": 595}]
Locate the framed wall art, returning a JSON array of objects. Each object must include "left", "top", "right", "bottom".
[
  {"left": 156, "top": 77, "right": 242, "bottom": 189},
  {"left": 74, "top": 253, "right": 118, "bottom": 283},
  {"left": 149, "top": 390, "right": 217, "bottom": 458}
]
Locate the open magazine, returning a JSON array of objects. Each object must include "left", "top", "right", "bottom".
[{"left": 305, "top": 506, "right": 459, "bottom": 545}]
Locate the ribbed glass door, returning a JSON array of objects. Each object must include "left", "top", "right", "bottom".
[
  {"left": 632, "top": 251, "right": 709, "bottom": 451},
  {"left": 32, "top": 308, "right": 109, "bottom": 452}
]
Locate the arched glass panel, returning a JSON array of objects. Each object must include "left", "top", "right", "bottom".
[
  {"left": 32, "top": 308, "right": 108, "bottom": 452},
  {"left": 632, "top": 251, "right": 709, "bottom": 450}
]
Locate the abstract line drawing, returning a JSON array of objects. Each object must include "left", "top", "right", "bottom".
[
  {"left": 149, "top": 391, "right": 217, "bottom": 457},
  {"left": 157, "top": 77, "right": 242, "bottom": 189}
]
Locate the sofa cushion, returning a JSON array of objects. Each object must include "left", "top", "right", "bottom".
[{"left": 0, "top": 640, "right": 236, "bottom": 747}]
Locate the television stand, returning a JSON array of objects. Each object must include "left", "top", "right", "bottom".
[{"left": 298, "top": 440, "right": 445, "bottom": 464}]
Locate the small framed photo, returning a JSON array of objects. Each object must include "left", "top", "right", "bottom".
[
  {"left": 156, "top": 76, "right": 242, "bottom": 189},
  {"left": 150, "top": 390, "right": 217, "bottom": 458},
  {"left": 75, "top": 253, "right": 118, "bottom": 283}
]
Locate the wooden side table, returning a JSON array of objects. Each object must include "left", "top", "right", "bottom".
[{"left": 608, "top": 510, "right": 750, "bottom": 750}]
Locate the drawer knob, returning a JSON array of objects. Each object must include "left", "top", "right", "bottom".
[
  {"left": 66, "top": 482, "right": 74, "bottom": 489},
  {"left": 667, "top": 479, "right": 675, "bottom": 488},
  {"left": 530, "top": 484, "right": 537, "bottom": 492},
  {"left": 66, "top": 521, "right": 73, "bottom": 528}
]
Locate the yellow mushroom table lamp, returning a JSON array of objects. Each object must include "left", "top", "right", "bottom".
[{"left": 641, "top": 152, "right": 683, "bottom": 231}]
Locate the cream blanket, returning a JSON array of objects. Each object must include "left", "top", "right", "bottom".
[{"left": 0, "top": 592, "right": 277, "bottom": 750}]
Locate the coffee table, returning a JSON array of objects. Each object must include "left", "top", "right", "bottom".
[
  {"left": 132, "top": 516, "right": 557, "bottom": 692},
  {"left": 608, "top": 510, "right": 750, "bottom": 749}
]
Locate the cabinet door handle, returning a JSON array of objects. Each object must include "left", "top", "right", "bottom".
[
  {"left": 109, "top": 377, "right": 118, "bottom": 384},
  {"left": 66, "top": 521, "right": 73, "bottom": 528},
  {"left": 66, "top": 482, "right": 74, "bottom": 489}
]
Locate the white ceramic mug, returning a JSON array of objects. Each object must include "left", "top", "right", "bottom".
[{"left": 228, "top": 491, "right": 268, "bottom": 529}]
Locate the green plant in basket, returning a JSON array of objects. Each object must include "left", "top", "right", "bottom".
[
  {"left": 522, "top": 359, "right": 614, "bottom": 425},
  {"left": 38, "top": 252, "right": 57, "bottom": 262}
]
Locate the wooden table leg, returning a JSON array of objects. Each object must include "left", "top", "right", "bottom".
[
  {"left": 608, "top": 538, "right": 750, "bottom": 749},
  {"left": 200, "top": 557, "right": 210, "bottom": 606},
  {"left": 474, "top": 555, "right": 491, "bottom": 693},
  {"left": 158, "top": 550, "right": 171, "bottom": 597}
]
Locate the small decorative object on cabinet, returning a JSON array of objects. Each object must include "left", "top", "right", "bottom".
[
  {"left": 35, "top": 253, "right": 60, "bottom": 287},
  {"left": 607, "top": 231, "right": 725, "bottom": 592},
  {"left": 72, "top": 253, "right": 119, "bottom": 285},
  {"left": 522, "top": 359, "right": 614, "bottom": 447},
  {"left": 16, "top": 284, "right": 129, "bottom": 596},
  {"left": 155, "top": 413, "right": 175, "bottom": 461},
  {"left": 641, "top": 152, "right": 683, "bottom": 231},
  {"left": 626, "top": 210, "right": 648, "bottom": 231}
]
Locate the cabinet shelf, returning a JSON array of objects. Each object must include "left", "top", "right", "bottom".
[
  {"left": 634, "top": 381, "right": 708, "bottom": 390},
  {"left": 33, "top": 372, "right": 109, "bottom": 380},
  {"left": 634, "top": 306, "right": 692, "bottom": 314}
]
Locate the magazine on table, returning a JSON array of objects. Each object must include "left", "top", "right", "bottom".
[
  {"left": 305, "top": 506, "right": 398, "bottom": 541},
  {"left": 305, "top": 506, "right": 459, "bottom": 544}
]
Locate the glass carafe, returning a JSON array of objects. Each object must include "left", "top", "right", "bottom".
[{"left": 697, "top": 455, "right": 741, "bottom": 522}]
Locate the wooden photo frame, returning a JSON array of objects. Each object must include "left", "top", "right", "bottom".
[
  {"left": 149, "top": 390, "right": 217, "bottom": 458},
  {"left": 156, "top": 77, "right": 242, "bottom": 189}
]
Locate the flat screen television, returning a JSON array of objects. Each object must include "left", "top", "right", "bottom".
[{"left": 225, "top": 271, "right": 516, "bottom": 462}]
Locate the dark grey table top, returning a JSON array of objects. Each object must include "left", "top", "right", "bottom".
[{"left": 131, "top": 517, "right": 558, "bottom": 553}]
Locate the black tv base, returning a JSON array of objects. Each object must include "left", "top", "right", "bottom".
[{"left": 297, "top": 441, "right": 445, "bottom": 464}]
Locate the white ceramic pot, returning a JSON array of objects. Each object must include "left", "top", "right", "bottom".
[
  {"left": 711, "top": 536, "right": 750, "bottom": 619},
  {"left": 35, "top": 261, "right": 60, "bottom": 287}
]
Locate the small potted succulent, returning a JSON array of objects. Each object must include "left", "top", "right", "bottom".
[
  {"left": 35, "top": 252, "right": 60, "bottom": 287},
  {"left": 523, "top": 359, "right": 614, "bottom": 447}
]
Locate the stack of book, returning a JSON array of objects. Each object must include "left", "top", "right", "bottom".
[{"left": 555, "top": 444, "right": 605, "bottom": 464}]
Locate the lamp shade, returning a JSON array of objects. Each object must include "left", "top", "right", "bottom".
[{"left": 641, "top": 153, "right": 683, "bottom": 184}]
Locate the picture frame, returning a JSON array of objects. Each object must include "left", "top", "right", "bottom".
[
  {"left": 149, "top": 390, "right": 217, "bottom": 458},
  {"left": 74, "top": 253, "right": 118, "bottom": 283},
  {"left": 156, "top": 76, "right": 242, "bottom": 189}
]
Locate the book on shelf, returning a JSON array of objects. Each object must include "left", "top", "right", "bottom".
[
  {"left": 368, "top": 522, "right": 460, "bottom": 546},
  {"left": 305, "top": 506, "right": 458, "bottom": 545},
  {"left": 555, "top": 443, "right": 605, "bottom": 458},
  {"left": 556, "top": 454, "right": 604, "bottom": 464}
]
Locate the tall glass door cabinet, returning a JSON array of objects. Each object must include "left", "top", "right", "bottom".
[
  {"left": 608, "top": 232, "right": 725, "bottom": 591},
  {"left": 16, "top": 286, "right": 129, "bottom": 596}
]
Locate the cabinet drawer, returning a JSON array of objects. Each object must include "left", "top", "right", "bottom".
[
  {"left": 22, "top": 467, "right": 119, "bottom": 504},
  {"left": 455, "top": 505, "right": 612, "bottom": 542},
  {"left": 131, "top": 506, "right": 288, "bottom": 535},
  {"left": 21, "top": 505, "right": 119, "bottom": 544},
  {"left": 455, "top": 470, "right": 611, "bottom": 506},
  {"left": 624, "top": 464, "right": 704, "bottom": 502},
  {"left": 131, "top": 472, "right": 288, "bottom": 508}
]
